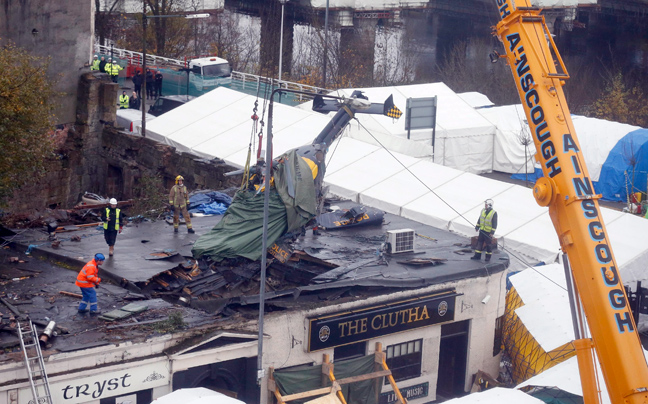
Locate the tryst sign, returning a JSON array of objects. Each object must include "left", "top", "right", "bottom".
[
  {"left": 308, "top": 291, "right": 457, "bottom": 352},
  {"left": 19, "top": 361, "right": 169, "bottom": 404}
]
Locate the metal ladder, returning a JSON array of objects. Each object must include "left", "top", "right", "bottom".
[{"left": 17, "top": 318, "right": 53, "bottom": 404}]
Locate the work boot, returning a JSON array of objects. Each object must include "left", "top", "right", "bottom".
[
  {"left": 89, "top": 310, "right": 101, "bottom": 315},
  {"left": 470, "top": 253, "right": 481, "bottom": 260},
  {"left": 485, "top": 255, "right": 491, "bottom": 262},
  {"left": 109, "top": 246, "right": 114, "bottom": 256},
  {"left": 188, "top": 228, "right": 195, "bottom": 234},
  {"left": 174, "top": 228, "right": 178, "bottom": 233}
]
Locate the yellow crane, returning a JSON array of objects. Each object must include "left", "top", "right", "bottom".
[{"left": 492, "top": 1, "right": 648, "bottom": 403}]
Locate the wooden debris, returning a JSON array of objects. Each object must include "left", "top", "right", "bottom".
[{"left": 59, "top": 291, "right": 83, "bottom": 299}]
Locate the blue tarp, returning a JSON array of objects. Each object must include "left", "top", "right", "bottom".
[
  {"left": 511, "top": 168, "right": 543, "bottom": 182},
  {"left": 188, "top": 191, "right": 232, "bottom": 215},
  {"left": 594, "top": 129, "right": 648, "bottom": 201},
  {"left": 511, "top": 129, "right": 648, "bottom": 202}
]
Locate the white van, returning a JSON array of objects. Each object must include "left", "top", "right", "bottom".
[{"left": 116, "top": 109, "right": 157, "bottom": 135}]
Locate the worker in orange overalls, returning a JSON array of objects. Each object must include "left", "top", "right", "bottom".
[{"left": 76, "top": 254, "right": 104, "bottom": 314}]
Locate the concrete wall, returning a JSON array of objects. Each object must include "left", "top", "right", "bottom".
[
  {"left": 0, "top": 0, "right": 94, "bottom": 124},
  {"left": 260, "top": 274, "right": 507, "bottom": 404}
]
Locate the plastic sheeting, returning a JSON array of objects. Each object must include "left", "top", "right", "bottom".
[
  {"left": 191, "top": 150, "right": 316, "bottom": 261},
  {"left": 188, "top": 191, "right": 232, "bottom": 215},
  {"left": 273, "top": 355, "right": 380, "bottom": 404},
  {"left": 594, "top": 129, "right": 648, "bottom": 201}
]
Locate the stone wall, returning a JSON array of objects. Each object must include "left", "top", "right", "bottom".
[
  {"left": 99, "top": 127, "right": 240, "bottom": 201},
  {"left": 6, "top": 72, "right": 238, "bottom": 214},
  {"left": 0, "top": 0, "right": 94, "bottom": 124}
]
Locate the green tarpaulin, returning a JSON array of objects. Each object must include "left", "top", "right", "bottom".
[
  {"left": 192, "top": 149, "right": 317, "bottom": 261},
  {"left": 273, "top": 355, "right": 381, "bottom": 404}
]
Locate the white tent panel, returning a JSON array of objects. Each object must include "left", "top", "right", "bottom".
[
  {"left": 516, "top": 298, "right": 575, "bottom": 352},
  {"left": 457, "top": 92, "right": 494, "bottom": 109},
  {"left": 324, "top": 137, "right": 381, "bottom": 176},
  {"left": 402, "top": 173, "right": 511, "bottom": 232},
  {"left": 435, "top": 132, "right": 494, "bottom": 175},
  {"left": 307, "top": 83, "right": 496, "bottom": 173},
  {"left": 325, "top": 149, "right": 419, "bottom": 202},
  {"left": 146, "top": 88, "right": 249, "bottom": 137},
  {"left": 451, "top": 185, "right": 544, "bottom": 238},
  {"left": 604, "top": 212, "right": 648, "bottom": 284},
  {"left": 510, "top": 265, "right": 574, "bottom": 352},
  {"left": 571, "top": 115, "right": 641, "bottom": 181},
  {"left": 444, "top": 388, "right": 545, "bottom": 404},
  {"left": 501, "top": 214, "right": 561, "bottom": 267},
  {"left": 359, "top": 161, "right": 464, "bottom": 215},
  {"left": 509, "top": 264, "right": 566, "bottom": 304},
  {"left": 476, "top": 105, "right": 641, "bottom": 179},
  {"left": 477, "top": 105, "right": 535, "bottom": 175},
  {"left": 341, "top": 123, "right": 435, "bottom": 159},
  {"left": 516, "top": 357, "right": 609, "bottom": 403},
  {"left": 195, "top": 123, "right": 256, "bottom": 161}
]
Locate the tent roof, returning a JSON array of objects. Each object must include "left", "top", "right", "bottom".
[
  {"left": 457, "top": 92, "right": 494, "bottom": 109},
  {"left": 145, "top": 86, "right": 648, "bottom": 282},
  {"left": 509, "top": 264, "right": 574, "bottom": 352},
  {"left": 152, "top": 388, "right": 245, "bottom": 404},
  {"left": 299, "top": 83, "right": 497, "bottom": 173},
  {"left": 443, "top": 387, "right": 544, "bottom": 403}
]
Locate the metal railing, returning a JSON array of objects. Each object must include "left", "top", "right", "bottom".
[
  {"left": 95, "top": 44, "right": 331, "bottom": 104},
  {"left": 231, "top": 71, "right": 329, "bottom": 103},
  {"left": 96, "top": 44, "right": 185, "bottom": 68}
]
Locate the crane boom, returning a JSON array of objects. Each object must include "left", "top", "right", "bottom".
[{"left": 492, "top": 1, "right": 648, "bottom": 403}]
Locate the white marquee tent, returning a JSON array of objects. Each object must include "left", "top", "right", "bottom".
[
  {"left": 476, "top": 105, "right": 643, "bottom": 180},
  {"left": 145, "top": 86, "right": 648, "bottom": 282},
  {"left": 298, "top": 83, "right": 497, "bottom": 174}
]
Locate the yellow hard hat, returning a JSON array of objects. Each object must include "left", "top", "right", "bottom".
[{"left": 175, "top": 175, "right": 184, "bottom": 184}]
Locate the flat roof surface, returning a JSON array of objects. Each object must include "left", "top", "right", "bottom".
[{"left": 1, "top": 199, "right": 508, "bottom": 358}]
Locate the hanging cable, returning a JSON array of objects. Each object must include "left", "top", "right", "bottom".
[{"left": 351, "top": 116, "right": 568, "bottom": 291}]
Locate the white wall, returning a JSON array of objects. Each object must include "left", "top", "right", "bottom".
[{"left": 260, "top": 273, "right": 507, "bottom": 404}]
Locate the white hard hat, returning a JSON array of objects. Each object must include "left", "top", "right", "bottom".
[
  {"left": 485, "top": 199, "right": 494, "bottom": 208},
  {"left": 108, "top": 58, "right": 112, "bottom": 61},
  {"left": 109, "top": 198, "right": 117, "bottom": 205},
  {"left": 94, "top": 55, "right": 98, "bottom": 58}
]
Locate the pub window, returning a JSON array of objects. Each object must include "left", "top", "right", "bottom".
[
  {"left": 335, "top": 341, "right": 366, "bottom": 361},
  {"left": 493, "top": 315, "right": 504, "bottom": 356},
  {"left": 385, "top": 339, "right": 422, "bottom": 383}
]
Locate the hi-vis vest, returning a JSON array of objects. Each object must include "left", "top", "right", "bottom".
[
  {"left": 479, "top": 209, "right": 495, "bottom": 232},
  {"left": 104, "top": 208, "right": 120, "bottom": 230},
  {"left": 91, "top": 59, "right": 100, "bottom": 70},
  {"left": 119, "top": 95, "right": 129, "bottom": 108},
  {"left": 76, "top": 259, "right": 99, "bottom": 287}
]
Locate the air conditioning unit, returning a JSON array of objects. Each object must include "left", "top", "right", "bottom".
[{"left": 386, "top": 229, "right": 415, "bottom": 254}]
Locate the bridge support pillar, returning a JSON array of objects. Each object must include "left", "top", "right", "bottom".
[
  {"left": 339, "top": 17, "right": 377, "bottom": 86},
  {"left": 259, "top": 1, "right": 294, "bottom": 79}
]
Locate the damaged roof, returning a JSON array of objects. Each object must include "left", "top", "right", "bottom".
[{"left": 0, "top": 198, "right": 508, "bottom": 358}]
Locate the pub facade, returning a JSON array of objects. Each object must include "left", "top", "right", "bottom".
[{"left": 259, "top": 273, "right": 506, "bottom": 404}]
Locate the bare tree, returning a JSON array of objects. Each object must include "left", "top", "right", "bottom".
[
  {"left": 434, "top": 38, "right": 518, "bottom": 105},
  {"left": 145, "top": 0, "right": 192, "bottom": 56},
  {"left": 95, "top": 0, "right": 122, "bottom": 46},
  {"left": 198, "top": 10, "right": 260, "bottom": 73}
]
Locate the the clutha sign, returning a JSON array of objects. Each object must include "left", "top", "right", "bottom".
[{"left": 307, "top": 291, "right": 457, "bottom": 352}]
